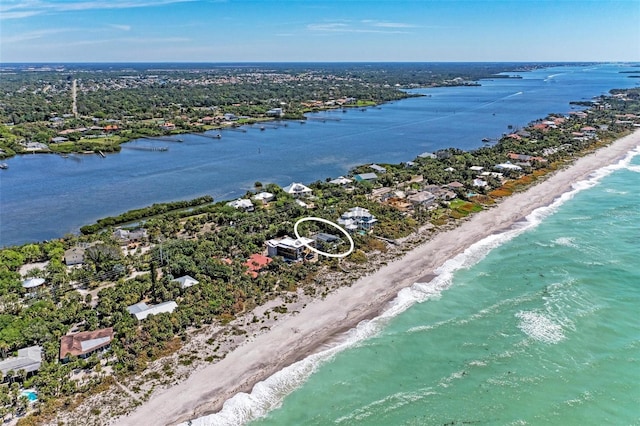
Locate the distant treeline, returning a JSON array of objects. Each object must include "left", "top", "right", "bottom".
[{"left": 79, "top": 195, "right": 213, "bottom": 234}]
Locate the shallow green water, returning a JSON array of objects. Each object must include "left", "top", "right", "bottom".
[{"left": 194, "top": 150, "right": 640, "bottom": 425}]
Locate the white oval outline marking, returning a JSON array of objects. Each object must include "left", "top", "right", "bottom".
[{"left": 294, "top": 217, "right": 354, "bottom": 258}]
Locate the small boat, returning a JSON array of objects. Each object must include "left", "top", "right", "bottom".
[
  {"left": 0, "top": 163, "right": 7, "bottom": 169},
  {"left": 482, "top": 138, "right": 491, "bottom": 143}
]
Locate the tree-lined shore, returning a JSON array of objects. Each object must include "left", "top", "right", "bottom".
[{"left": 0, "top": 83, "right": 638, "bottom": 424}]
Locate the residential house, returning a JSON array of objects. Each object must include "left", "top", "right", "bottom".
[
  {"left": 113, "top": 228, "right": 147, "bottom": 243},
  {"left": 338, "top": 207, "right": 377, "bottom": 232},
  {"left": 266, "top": 236, "right": 314, "bottom": 261},
  {"left": 0, "top": 346, "right": 42, "bottom": 377},
  {"left": 407, "top": 191, "right": 436, "bottom": 207},
  {"left": 172, "top": 275, "right": 199, "bottom": 289},
  {"left": 472, "top": 179, "right": 488, "bottom": 188},
  {"left": 160, "top": 122, "right": 176, "bottom": 131},
  {"left": 494, "top": 162, "right": 523, "bottom": 171},
  {"left": 266, "top": 108, "right": 284, "bottom": 117},
  {"left": 244, "top": 254, "right": 272, "bottom": 278},
  {"left": 59, "top": 328, "right": 114, "bottom": 362},
  {"left": 369, "top": 164, "right": 387, "bottom": 173},
  {"left": 328, "top": 176, "right": 353, "bottom": 186},
  {"left": 353, "top": 172, "right": 378, "bottom": 183},
  {"left": 227, "top": 198, "right": 255, "bottom": 212},
  {"left": 282, "top": 182, "right": 313, "bottom": 198},
  {"left": 253, "top": 192, "right": 275, "bottom": 205},
  {"left": 127, "top": 301, "right": 178, "bottom": 321}
]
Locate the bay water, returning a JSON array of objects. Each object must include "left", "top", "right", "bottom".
[
  {"left": 1, "top": 63, "right": 639, "bottom": 247},
  {"left": 194, "top": 144, "right": 640, "bottom": 426}
]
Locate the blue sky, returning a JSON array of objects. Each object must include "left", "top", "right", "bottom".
[{"left": 1, "top": 0, "right": 639, "bottom": 63}]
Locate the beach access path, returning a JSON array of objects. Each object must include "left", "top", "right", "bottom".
[{"left": 116, "top": 130, "right": 640, "bottom": 426}]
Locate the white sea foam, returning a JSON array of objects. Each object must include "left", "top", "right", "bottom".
[
  {"left": 515, "top": 311, "right": 565, "bottom": 344},
  {"left": 552, "top": 237, "right": 577, "bottom": 248},
  {"left": 186, "top": 143, "right": 640, "bottom": 426},
  {"left": 334, "top": 387, "right": 436, "bottom": 424}
]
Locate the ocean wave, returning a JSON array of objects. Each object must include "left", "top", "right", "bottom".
[
  {"left": 185, "top": 143, "right": 640, "bottom": 426},
  {"left": 334, "top": 387, "right": 436, "bottom": 424},
  {"left": 515, "top": 311, "right": 565, "bottom": 344}
]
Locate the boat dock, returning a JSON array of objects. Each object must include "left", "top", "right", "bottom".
[
  {"left": 141, "top": 136, "right": 183, "bottom": 142},
  {"left": 189, "top": 133, "right": 222, "bottom": 140},
  {"left": 124, "top": 145, "right": 169, "bottom": 152}
]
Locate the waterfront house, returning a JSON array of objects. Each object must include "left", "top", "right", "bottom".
[
  {"left": 59, "top": 328, "right": 114, "bottom": 362},
  {"left": 160, "top": 122, "right": 176, "bottom": 131},
  {"left": 113, "top": 228, "right": 147, "bottom": 243},
  {"left": 244, "top": 253, "right": 272, "bottom": 278},
  {"left": 0, "top": 346, "right": 42, "bottom": 378},
  {"left": 328, "top": 176, "right": 353, "bottom": 187},
  {"left": 266, "top": 236, "right": 314, "bottom": 261},
  {"left": 50, "top": 137, "right": 68, "bottom": 143},
  {"left": 227, "top": 198, "right": 255, "bottom": 212},
  {"left": 266, "top": 108, "right": 284, "bottom": 117},
  {"left": 282, "top": 182, "right": 313, "bottom": 198},
  {"left": 494, "top": 162, "right": 523, "bottom": 171},
  {"left": 418, "top": 152, "right": 437, "bottom": 159},
  {"left": 127, "top": 301, "right": 178, "bottom": 321},
  {"left": 253, "top": 192, "right": 275, "bottom": 205},
  {"left": 407, "top": 191, "right": 436, "bottom": 207},
  {"left": 338, "top": 207, "right": 377, "bottom": 232},
  {"left": 354, "top": 172, "right": 378, "bottom": 183},
  {"left": 64, "top": 246, "right": 86, "bottom": 266},
  {"left": 369, "top": 164, "right": 387, "bottom": 173},
  {"left": 172, "top": 275, "right": 199, "bottom": 289}
]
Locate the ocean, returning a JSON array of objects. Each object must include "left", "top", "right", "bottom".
[
  {"left": 192, "top": 147, "right": 640, "bottom": 425},
  {"left": 1, "top": 63, "right": 639, "bottom": 247}
]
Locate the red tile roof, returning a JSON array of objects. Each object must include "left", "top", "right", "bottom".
[{"left": 59, "top": 327, "right": 114, "bottom": 359}]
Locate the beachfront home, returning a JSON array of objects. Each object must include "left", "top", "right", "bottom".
[
  {"left": 407, "top": 191, "right": 436, "bottom": 207},
  {"left": 282, "top": 182, "right": 313, "bottom": 198},
  {"left": 244, "top": 253, "right": 272, "bottom": 278},
  {"left": 338, "top": 207, "right": 377, "bottom": 232},
  {"left": 494, "top": 162, "right": 523, "bottom": 171},
  {"left": 472, "top": 179, "right": 488, "bottom": 188},
  {"left": 127, "top": 301, "right": 178, "bottom": 321},
  {"left": 0, "top": 346, "right": 42, "bottom": 378},
  {"left": 59, "top": 328, "right": 114, "bottom": 362},
  {"left": 172, "top": 275, "right": 199, "bottom": 289},
  {"left": 266, "top": 236, "right": 315, "bottom": 261}
]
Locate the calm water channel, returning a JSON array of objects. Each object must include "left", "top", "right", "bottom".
[{"left": 1, "top": 63, "right": 638, "bottom": 247}]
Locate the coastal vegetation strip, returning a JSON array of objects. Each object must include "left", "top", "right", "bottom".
[{"left": 0, "top": 83, "right": 639, "bottom": 424}]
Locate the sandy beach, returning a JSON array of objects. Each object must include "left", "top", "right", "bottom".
[{"left": 116, "top": 130, "right": 640, "bottom": 426}]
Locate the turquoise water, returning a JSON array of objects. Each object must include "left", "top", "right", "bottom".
[{"left": 193, "top": 148, "right": 640, "bottom": 425}]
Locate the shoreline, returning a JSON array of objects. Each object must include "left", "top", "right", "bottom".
[{"left": 115, "top": 130, "right": 640, "bottom": 426}]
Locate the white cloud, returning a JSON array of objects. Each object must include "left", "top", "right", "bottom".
[
  {"left": 109, "top": 24, "right": 131, "bottom": 31},
  {"left": 0, "top": 0, "right": 195, "bottom": 20}
]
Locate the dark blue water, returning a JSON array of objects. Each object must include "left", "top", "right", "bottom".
[{"left": 1, "top": 64, "right": 637, "bottom": 247}]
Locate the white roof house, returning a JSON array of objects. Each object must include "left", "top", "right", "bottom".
[
  {"left": 0, "top": 346, "right": 43, "bottom": 376},
  {"left": 282, "top": 182, "right": 312, "bottom": 198},
  {"left": 338, "top": 207, "right": 377, "bottom": 231},
  {"left": 354, "top": 172, "right": 378, "bottom": 182},
  {"left": 494, "top": 162, "right": 523, "bottom": 171},
  {"left": 328, "top": 176, "right": 353, "bottom": 186},
  {"left": 469, "top": 166, "right": 484, "bottom": 172},
  {"left": 266, "top": 236, "right": 315, "bottom": 261},
  {"left": 369, "top": 164, "right": 387, "bottom": 173},
  {"left": 172, "top": 275, "right": 199, "bottom": 289},
  {"left": 127, "top": 301, "right": 178, "bottom": 321},
  {"left": 472, "top": 179, "right": 488, "bottom": 187},
  {"left": 227, "top": 198, "right": 255, "bottom": 211},
  {"left": 22, "top": 278, "right": 45, "bottom": 289},
  {"left": 253, "top": 192, "right": 275, "bottom": 204}
]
